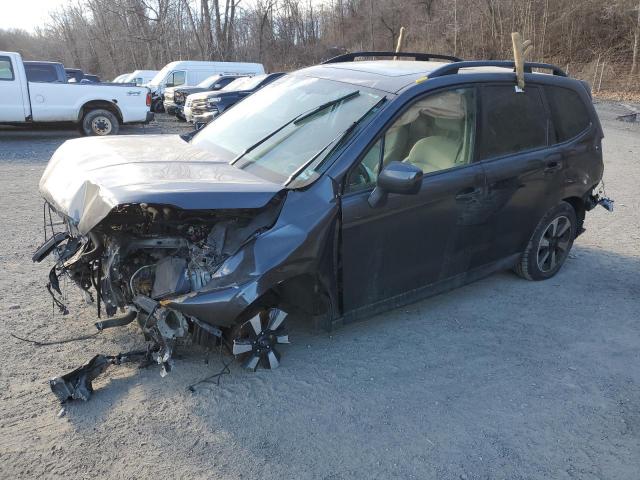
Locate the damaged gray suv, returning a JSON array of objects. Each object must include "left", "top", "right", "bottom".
[{"left": 35, "top": 52, "right": 612, "bottom": 395}]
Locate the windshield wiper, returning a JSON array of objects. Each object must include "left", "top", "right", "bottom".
[
  {"left": 230, "top": 90, "right": 360, "bottom": 165},
  {"left": 285, "top": 96, "right": 388, "bottom": 186}
]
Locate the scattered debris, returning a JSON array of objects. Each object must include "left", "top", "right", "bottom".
[
  {"left": 617, "top": 112, "right": 638, "bottom": 122},
  {"left": 49, "top": 348, "right": 157, "bottom": 403},
  {"left": 616, "top": 103, "right": 640, "bottom": 122}
]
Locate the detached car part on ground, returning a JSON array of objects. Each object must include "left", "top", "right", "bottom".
[
  {"left": 184, "top": 72, "right": 285, "bottom": 125},
  {"left": 34, "top": 52, "right": 613, "bottom": 403}
]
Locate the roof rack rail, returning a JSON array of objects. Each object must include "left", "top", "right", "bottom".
[
  {"left": 428, "top": 60, "right": 567, "bottom": 78},
  {"left": 322, "top": 51, "right": 462, "bottom": 64}
]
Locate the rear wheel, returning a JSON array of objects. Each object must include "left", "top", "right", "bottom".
[
  {"left": 80, "top": 109, "right": 119, "bottom": 136},
  {"left": 515, "top": 201, "right": 577, "bottom": 281}
]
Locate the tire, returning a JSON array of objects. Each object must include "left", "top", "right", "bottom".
[
  {"left": 514, "top": 201, "right": 577, "bottom": 281},
  {"left": 80, "top": 109, "right": 119, "bottom": 136},
  {"left": 152, "top": 99, "right": 165, "bottom": 113}
]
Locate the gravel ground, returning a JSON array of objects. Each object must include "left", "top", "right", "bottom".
[{"left": 0, "top": 105, "right": 638, "bottom": 480}]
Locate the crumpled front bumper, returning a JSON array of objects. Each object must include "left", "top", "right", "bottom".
[
  {"left": 164, "top": 100, "right": 178, "bottom": 115},
  {"left": 163, "top": 281, "right": 258, "bottom": 328}
]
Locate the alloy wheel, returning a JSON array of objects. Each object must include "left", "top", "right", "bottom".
[
  {"left": 536, "top": 215, "right": 572, "bottom": 273},
  {"left": 232, "top": 309, "right": 289, "bottom": 370}
]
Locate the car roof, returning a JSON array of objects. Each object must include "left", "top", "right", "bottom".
[{"left": 297, "top": 60, "right": 552, "bottom": 94}]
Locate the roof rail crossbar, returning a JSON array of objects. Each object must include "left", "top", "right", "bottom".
[
  {"left": 323, "top": 51, "right": 462, "bottom": 64},
  {"left": 428, "top": 60, "right": 567, "bottom": 78}
]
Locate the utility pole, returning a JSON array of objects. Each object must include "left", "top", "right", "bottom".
[
  {"left": 454, "top": 0, "right": 458, "bottom": 56},
  {"left": 369, "top": 0, "right": 375, "bottom": 50},
  {"left": 631, "top": 0, "right": 640, "bottom": 75}
]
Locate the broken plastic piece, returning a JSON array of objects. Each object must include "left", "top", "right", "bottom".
[
  {"left": 598, "top": 197, "right": 614, "bottom": 212},
  {"left": 32, "top": 232, "right": 69, "bottom": 263},
  {"left": 49, "top": 349, "right": 155, "bottom": 403},
  {"left": 49, "top": 354, "right": 111, "bottom": 403}
]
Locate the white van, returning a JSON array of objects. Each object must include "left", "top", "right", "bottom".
[
  {"left": 124, "top": 70, "right": 159, "bottom": 86},
  {"left": 112, "top": 73, "right": 131, "bottom": 83},
  {"left": 147, "top": 60, "right": 264, "bottom": 111}
]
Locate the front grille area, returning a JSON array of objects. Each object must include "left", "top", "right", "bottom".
[{"left": 190, "top": 99, "right": 217, "bottom": 116}]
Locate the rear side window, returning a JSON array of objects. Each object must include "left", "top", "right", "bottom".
[
  {"left": 0, "top": 56, "right": 15, "bottom": 81},
  {"left": 545, "top": 86, "right": 591, "bottom": 142},
  {"left": 479, "top": 86, "right": 548, "bottom": 160},
  {"left": 25, "top": 65, "right": 58, "bottom": 82}
]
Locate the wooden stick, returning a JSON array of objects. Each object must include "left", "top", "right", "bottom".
[
  {"left": 393, "top": 27, "right": 406, "bottom": 60},
  {"left": 511, "top": 32, "right": 525, "bottom": 90}
]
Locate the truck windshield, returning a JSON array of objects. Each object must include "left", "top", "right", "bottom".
[
  {"left": 197, "top": 75, "right": 220, "bottom": 88},
  {"left": 191, "top": 75, "right": 385, "bottom": 185},
  {"left": 148, "top": 65, "right": 173, "bottom": 87},
  {"left": 222, "top": 75, "right": 264, "bottom": 91}
]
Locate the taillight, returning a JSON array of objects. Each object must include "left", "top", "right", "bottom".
[{"left": 146, "top": 92, "right": 151, "bottom": 107}]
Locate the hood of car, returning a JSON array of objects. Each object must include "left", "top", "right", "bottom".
[
  {"left": 39, "top": 135, "right": 283, "bottom": 234},
  {"left": 176, "top": 87, "right": 208, "bottom": 96},
  {"left": 188, "top": 90, "right": 243, "bottom": 101}
]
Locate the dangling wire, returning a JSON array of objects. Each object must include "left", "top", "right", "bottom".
[
  {"left": 10, "top": 330, "right": 101, "bottom": 346},
  {"left": 187, "top": 340, "right": 234, "bottom": 392}
]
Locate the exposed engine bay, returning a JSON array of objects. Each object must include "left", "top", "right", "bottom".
[{"left": 35, "top": 200, "right": 291, "bottom": 403}]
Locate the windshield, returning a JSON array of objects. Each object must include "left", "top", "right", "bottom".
[
  {"left": 197, "top": 74, "right": 221, "bottom": 88},
  {"left": 149, "top": 64, "right": 173, "bottom": 86},
  {"left": 191, "top": 75, "right": 385, "bottom": 185},
  {"left": 222, "top": 75, "right": 264, "bottom": 91}
]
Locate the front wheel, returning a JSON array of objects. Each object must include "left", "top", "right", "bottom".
[
  {"left": 151, "top": 98, "right": 165, "bottom": 113},
  {"left": 80, "top": 109, "right": 119, "bottom": 136},
  {"left": 514, "top": 201, "right": 577, "bottom": 281}
]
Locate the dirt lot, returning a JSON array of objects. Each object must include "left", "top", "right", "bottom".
[{"left": 0, "top": 105, "right": 639, "bottom": 480}]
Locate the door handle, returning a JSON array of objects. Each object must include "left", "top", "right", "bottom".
[{"left": 455, "top": 186, "right": 481, "bottom": 200}]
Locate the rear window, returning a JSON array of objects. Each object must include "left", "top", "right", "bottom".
[
  {"left": 25, "top": 64, "right": 58, "bottom": 82},
  {"left": 545, "top": 86, "right": 591, "bottom": 142},
  {"left": 0, "top": 56, "right": 15, "bottom": 81},
  {"left": 479, "top": 85, "right": 548, "bottom": 160}
]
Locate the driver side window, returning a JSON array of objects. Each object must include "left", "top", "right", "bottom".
[
  {"left": 346, "top": 87, "right": 476, "bottom": 193},
  {"left": 170, "top": 70, "right": 186, "bottom": 87}
]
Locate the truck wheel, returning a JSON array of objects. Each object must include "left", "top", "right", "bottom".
[
  {"left": 514, "top": 201, "right": 577, "bottom": 281},
  {"left": 81, "top": 109, "right": 119, "bottom": 136},
  {"left": 152, "top": 99, "right": 165, "bottom": 113}
]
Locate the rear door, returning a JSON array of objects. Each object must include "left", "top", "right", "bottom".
[
  {"left": 543, "top": 85, "right": 603, "bottom": 195},
  {"left": 0, "top": 54, "right": 28, "bottom": 122},
  {"left": 341, "top": 86, "right": 490, "bottom": 313},
  {"left": 478, "top": 84, "right": 557, "bottom": 262}
]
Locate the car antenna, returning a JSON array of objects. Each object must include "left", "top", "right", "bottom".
[{"left": 230, "top": 90, "right": 360, "bottom": 165}]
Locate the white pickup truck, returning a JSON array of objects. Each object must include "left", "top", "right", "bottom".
[{"left": 0, "top": 51, "right": 153, "bottom": 135}]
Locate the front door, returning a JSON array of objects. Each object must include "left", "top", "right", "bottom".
[
  {"left": 0, "top": 55, "right": 28, "bottom": 122},
  {"left": 341, "top": 87, "right": 490, "bottom": 313}
]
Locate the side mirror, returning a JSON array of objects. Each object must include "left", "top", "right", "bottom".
[{"left": 368, "top": 161, "right": 423, "bottom": 208}]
